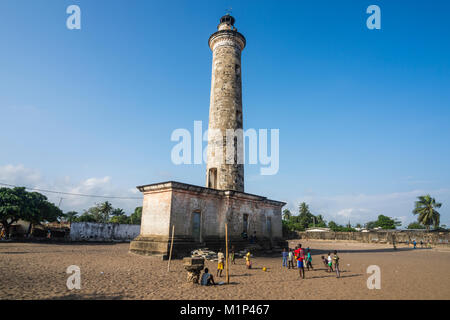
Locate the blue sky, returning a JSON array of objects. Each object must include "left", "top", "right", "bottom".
[{"left": 1, "top": 0, "right": 449, "bottom": 227}]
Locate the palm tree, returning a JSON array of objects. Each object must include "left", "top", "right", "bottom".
[
  {"left": 298, "top": 202, "right": 310, "bottom": 216},
  {"left": 64, "top": 211, "right": 78, "bottom": 223},
  {"left": 412, "top": 195, "right": 442, "bottom": 230},
  {"left": 111, "top": 208, "right": 125, "bottom": 217},
  {"left": 98, "top": 201, "right": 113, "bottom": 223},
  {"left": 282, "top": 209, "right": 292, "bottom": 221},
  {"left": 100, "top": 201, "right": 113, "bottom": 213},
  {"left": 316, "top": 214, "right": 325, "bottom": 225}
]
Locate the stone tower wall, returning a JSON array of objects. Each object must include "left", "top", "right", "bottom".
[{"left": 206, "top": 19, "right": 246, "bottom": 192}]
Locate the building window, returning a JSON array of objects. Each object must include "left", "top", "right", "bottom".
[
  {"left": 208, "top": 168, "right": 217, "bottom": 189},
  {"left": 243, "top": 213, "right": 248, "bottom": 233}
]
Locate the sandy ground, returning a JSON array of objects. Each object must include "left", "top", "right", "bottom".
[{"left": 1, "top": 240, "right": 449, "bottom": 300}]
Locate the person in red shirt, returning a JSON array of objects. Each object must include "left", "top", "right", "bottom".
[{"left": 295, "top": 243, "right": 305, "bottom": 279}]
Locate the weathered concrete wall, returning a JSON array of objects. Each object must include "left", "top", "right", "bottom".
[
  {"left": 70, "top": 222, "right": 140, "bottom": 242},
  {"left": 170, "top": 188, "right": 282, "bottom": 240},
  {"left": 292, "top": 230, "right": 450, "bottom": 246},
  {"left": 140, "top": 190, "right": 172, "bottom": 236},
  {"left": 130, "top": 181, "right": 285, "bottom": 257}
]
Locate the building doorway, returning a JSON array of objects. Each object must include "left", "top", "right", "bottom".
[
  {"left": 192, "top": 212, "right": 201, "bottom": 242},
  {"left": 266, "top": 217, "right": 272, "bottom": 238},
  {"left": 243, "top": 213, "right": 248, "bottom": 234}
]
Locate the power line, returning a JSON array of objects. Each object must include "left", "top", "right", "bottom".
[{"left": 0, "top": 182, "right": 142, "bottom": 200}]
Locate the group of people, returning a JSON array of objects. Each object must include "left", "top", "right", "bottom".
[
  {"left": 200, "top": 247, "right": 253, "bottom": 286},
  {"left": 241, "top": 231, "right": 257, "bottom": 244},
  {"left": 282, "top": 244, "right": 341, "bottom": 279},
  {"left": 406, "top": 239, "right": 431, "bottom": 249},
  {"left": 199, "top": 243, "right": 342, "bottom": 286}
]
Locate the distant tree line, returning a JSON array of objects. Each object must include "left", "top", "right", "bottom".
[
  {"left": 283, "top": 195, "right": 445, "bottom": 234},
  {"left": 65, "top": 202, "right": 142, "bottom": 225},
  {"left": 0, "top": 187, "right": 142, "bottom": 239}
]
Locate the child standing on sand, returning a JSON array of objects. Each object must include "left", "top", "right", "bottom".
[
  {"left": 327, "top": 252, "right": 333, "bottom": 272},
  {"left": 333, "top": 250, "right": 340, "bottom": 278},
  {"left": 296, "top": 251, "right": 305, "bottom": 279},
  {"left": 245, "top": 251, "right": 252, "bottom": 269},
  {"left": 282, "top": 248, "right": 288, "bottom": 267},
  {"left": 217, "top": 248, "right": 224, "bottom": 277},
  {"left": 231, "top": 246, "right": 236, "bottom": 265},
  {"left": 306, "top": 249, "right": 313, "bottom": 270},
  {"left": 288, "top": 249, "right": 294, "bottom": 269},
  {"left": 295, "top": 244, "right": 305, "bottom": 279}
]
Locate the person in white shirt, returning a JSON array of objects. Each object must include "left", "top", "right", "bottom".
[
  {"left": 288, "top": 248, "right": 294, "bottom": 269},
  {"left": 327, "top": 252, "right": 334, "bottom": 272},
  {"left": 217, "top": 249, "right": 225, "bottom": 277}
]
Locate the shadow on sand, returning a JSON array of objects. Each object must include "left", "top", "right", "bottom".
[
  {"left": 302, "top": 247, "right": 432, "bottom": 255},
  {"left": 49, "top": 293, "right": 126, "bottom": 300}
]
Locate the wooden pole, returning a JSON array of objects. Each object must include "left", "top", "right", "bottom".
[
  {"left": 167, "top": 225, "right": 175, "bottom": 272},
  {"left": 225, "top": 223, "right": 229, "bottom": 284}
]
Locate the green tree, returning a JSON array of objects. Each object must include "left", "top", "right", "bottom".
[
  {"left": 376, "top": 215, "right": 401, "bottom": 229},
  {"left": 412, "top": 195, "right": 442, "bottom": 230},
  {"left": 282, "top": 203, "right": 329, "bottom": 231},
  {"left": 110, "top": 215, "right": 130, "bottom": 224},
  {"left": 81, "top": 201, "right": 113, "bottom": 223},
  {"left": 328, "top": 221, "right": 340, "bottom": 231},
  {"left": 23, "top": 192, "right": 63, "bottom": 235},
  {"left": 0, "top": 187, "right": 26, "bottom": 238},
  {"left": 407, "top": 222, "right": 426, "bottom": 229},
  {"left": 315, "top": 214, "right": 327, "bottom": 227},
  {"left": 282, "top": 209, "right": 292, "bottom": 221},
  {"left": 109, "top": 207, "right": 130, "bottom": 224},
  {"left": 365, "top": 215, "right": 401, "bottom": 230},
  {"left": 365, "top": 220, "right": 377, "bottom": 229},
  {"left": 64, "top": 211, "right": 78, "bottom": 223},
  {"left": 75, "top": 212, "right": 98, "bottom": 223},
  {"left": 298, "top": 202, "right": 314, "bottom": 230},
  {"left": 129, "top": 207, "right": 142, "bottom": 225},
  {"left": 111, "top": 208, "right": 125, "bottom": 217},
  {"left": 99, "top": 201, "right": 113, "bottom": 222},
  {"left": 0, "top": 187, "right": 63, "bottom": 237},
  {"left": 328, "top": 220, "right": 356, "bottom": 232}
]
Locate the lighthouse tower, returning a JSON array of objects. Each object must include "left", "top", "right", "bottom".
[
  {"left": 129, "top": 14, "right": 286, "bottom": 258},
  {"left": 206, "top": 14, "right": 246, "bottom": 192}
]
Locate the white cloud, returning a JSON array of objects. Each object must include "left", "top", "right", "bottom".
[
  {"left": 0, "top": 164, "right": 142, "bottom": 214},
  {"left": 2, "top": 164, "right": 449, "bottom": 227},
  {"left": 286, "top": 189, "right": 450, "bottom": 227},
  {"left": 336, "top": 208, "right": 370, "bottom": 219},
  {"left": 0, "top": 164, "right": 42, "bottom": 186}
]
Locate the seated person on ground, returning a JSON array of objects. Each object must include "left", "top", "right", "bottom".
[{"left": 201, "top": 268, "right": 216, "bottom": 286}]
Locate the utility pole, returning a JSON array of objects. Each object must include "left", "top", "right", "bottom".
[{"left": 225, "top": 223, "right": 229, "bottom": 284}]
